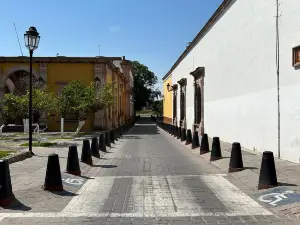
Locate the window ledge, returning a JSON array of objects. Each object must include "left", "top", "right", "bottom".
[{"left": 293, "top": 62, "right": 300, "bottom": 68}]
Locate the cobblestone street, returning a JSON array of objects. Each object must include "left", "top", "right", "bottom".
[{"left": 1, "top": 118, "right": 300, "bottom": 224}]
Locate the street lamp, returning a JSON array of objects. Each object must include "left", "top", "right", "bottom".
[
  {"left": 167, "top": 83, "right": 177, "bottom": 92},
  {"left": 24, "top": 26, "right": 40, "bottom": 155}
]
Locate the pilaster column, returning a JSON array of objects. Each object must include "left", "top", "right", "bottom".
[{"left": 39, "top": 63, "right": 48, "bottom": 84}]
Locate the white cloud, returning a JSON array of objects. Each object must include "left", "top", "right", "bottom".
[{"left": 108, "top": 26, "right": 120, "bottom": 32}]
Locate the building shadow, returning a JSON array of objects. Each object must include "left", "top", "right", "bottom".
[
  {"left": 2, "top": 198, "right": 32, "bottom": 211},
  {"left": 129, "top": 119, "right": 159, "bottom": 135}
]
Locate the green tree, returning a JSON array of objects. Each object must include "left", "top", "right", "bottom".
[
  {"left": 132, "top": 61, "right": 161, "bottom": 111},
  {"left": 0, "top": 93, "right": 29, "bottom": 123},
  {"left": 0, "top": 93, "right": 20, "bottom": 124},
  {"left": 152, "top": 99, "right": 163, "bottom": 116},
  {"left": 59, "top": 80, "right": 115, "bottom": 134},
  {"left": 31, "top": 87, "right": 56, "bottom": 124}
]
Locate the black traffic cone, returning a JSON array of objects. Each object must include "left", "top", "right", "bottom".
[
  {"left": 105, "top": 131, "right": 111, "bottom": 147},
  {"left": 258, "top": 151, "right": 278, "bottom": 190},
  {"left": 228, "top": 142, "right": 244, "bottom": 173},
  {"left": 91, "top": 137, "right": 100, "bottom": 158},
  {"left": 120, "top": 126, "right": 123, "bottom": 137},
  {"left": 177, "top": 127, "right": 181, "bottom": 139},
  {"left": 115, "top": 128, "right": 119, "bottom": 140},
  {"left": 110, "top": 130, "right": 115, "bottom": 144},
  {"left": 44, "top": 153, "right": 63, "bottom": 191},
  {"left": 81, "top": 139, "right": 93, "bottom": 165},
  {"left": 196, "top": 133, "right": 200, "bottom": 146},
  {"left": 0, "top": 160, "right": 14, "bottom": 206},
  {"left": 210, "top": 137, "right": 222, "bottom": 161},
  {"left": 186, "top": 129, "right": 192, "bottom": 145},
  {"left": 174, "top": 126, "right": 178, "bottom": 137},
  {"left": 99, "top": 134, "right": 106, "bottom": 152},
  {"left": 66, "top": 145, "right": 81, "bottom": 176},
  {"left": 192, "top": 131, "right": 199, "bottom": 149},
  {"left": 200, "top": 133, "right": 210, "bottom": 154},
  {"left": 181, "top": 128, "right": 186, "bottom": 142}
]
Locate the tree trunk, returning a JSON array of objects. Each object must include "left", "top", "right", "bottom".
[
  {"left": 26, "top": 119, "right": 29, "bottom": 133},
  {"left": 75, "top": 120, "right": 85, "bottom": 135},
  {"left": 0, "top": 124, "right": 5, "bottom": 137},
  {"left": 61, "top": 117, "right": 64, "bottom": 138},
  {"left": 23, "top": 119, "right": 27, "bottom": 134}
]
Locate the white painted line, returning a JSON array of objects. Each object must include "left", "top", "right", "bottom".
[
  {"left": 0, "top": 174, "right": 273, "bottom": 220},
  {"left": 0, "top": 211, "right": 273, "bottom": 218},
  {"left": 201, "top": 175, "right": 272, "bottom": 215},
  {"left": 130, "top": 176, "right": 145, "bottom": 216},
  {"left": 111, "top": 174, "right": 227, "bottom": 179},
  {"left": 63, "top": 177, "right": 114, "bottom": 214}
]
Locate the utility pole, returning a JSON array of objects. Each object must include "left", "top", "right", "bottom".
[{"left": 276, "top": 0, "right": 281, "bottom": 159}]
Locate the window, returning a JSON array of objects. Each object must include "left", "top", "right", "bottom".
[
  {"left": 177, "top": 78, "right": 187, "bottom": 122},
  {"left": 190, "top": 67, "right": 204, "bottom": 126},
  {"left": 172, "top": 84, "right": 178, "bottom": 124},
  {"left": 195, "top": 86, "right": 201, "bottom": 124},
  {"left": 293, "top": 46, "right": 300, "bottom": 67}
]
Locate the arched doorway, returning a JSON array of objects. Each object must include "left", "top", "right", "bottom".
[{"left": 3, "top": 70, "right": 45, "bottom": 124}]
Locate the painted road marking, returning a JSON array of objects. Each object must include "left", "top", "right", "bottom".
[
  {"left": 0, "top": 211, "right": 272, "bottom": 218},
  {"left": 63, "top": 175, "right": 271, "bottom": 217},
  {"left": 62, "top": 178, "right": 84, "bottom": 186},
  {"left": 0, "top": 175, "right": 272, "bottom": 220},
  {"left": 201, "top": 175, "right": 271, "bottom": 215},
  {"left": 256, "top": 187, "right": 300, "bottom": 207},
  {"left": 63, "top": 177, "right": 114, "bottom": 214}
]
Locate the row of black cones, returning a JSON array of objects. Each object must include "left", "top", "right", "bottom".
[
  {"left": 0, "top": 120, "right": 137, "bottom": 207},
  {"left": 157, "top": 121, "right": 278, "bottom": 191}
]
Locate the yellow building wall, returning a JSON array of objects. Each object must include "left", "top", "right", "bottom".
[
  {"left": 121, "top": 84, "right": 126, "bottom": 122},
  {"left": 47, "top": 63, "right": 94, "bottom": 132},
  {"left": 163, "top": 75, "right": 172, "bottom": 124},
  {"left": 1, "top": 63, "right": 40, "bottom": 77},
  {"left": 0, "top": 61, "right": 129, "bottom": 131}
]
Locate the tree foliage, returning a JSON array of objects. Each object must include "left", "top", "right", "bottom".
[
  {"left": 152, "top": 99, "right": 163, "bottom": 116},
  {"left": 58, "top": 80, "right": 115, "bottom": 121},
  {"left": 31, "top": 87, "right": 56, "bottom": 123},
  {"left": 132, "top": 61, "right": 161, "bottom": 111},
  {"left": 0, "top": 94, "right": 24, "bottom": 124},
  {"left": 0, "top": 87, "right": 55, "bottom": 124}
]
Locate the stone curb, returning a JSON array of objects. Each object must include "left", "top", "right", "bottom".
[{"left": 2, "top": 151, "right": 32, "bottom": 164}]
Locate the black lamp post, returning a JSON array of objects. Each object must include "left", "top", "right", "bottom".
[{"left": 24, "top": 26, "right": 40, "bottom": 155}]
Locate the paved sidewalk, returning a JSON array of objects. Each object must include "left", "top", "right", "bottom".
[
  {"left": 159, "top": 127, "right": 300, "bottom": 216},
  {"left": 0, "top": 136, "right": 126, "bottom": 213}
]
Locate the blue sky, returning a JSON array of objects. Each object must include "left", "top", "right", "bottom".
[{"left": 1, "top": 0, "right": 223, "bottom": 89}]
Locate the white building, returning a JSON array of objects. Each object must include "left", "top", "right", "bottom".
[{"left": 163, "top": 0, "right": 300, "bottom": 163}]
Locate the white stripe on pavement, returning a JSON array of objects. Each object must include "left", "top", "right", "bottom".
[
  {"left": 0, "top": 211, "right": 272, "bottom": 219},
  {"left": 201, "top": 175, "right": 271, "bottom": 215},
  {"left": 62, "top": 177, "right": 114, "bottom": 214},
  {"left": 0, "top": 174, "right": 272, "bottom": 221}
]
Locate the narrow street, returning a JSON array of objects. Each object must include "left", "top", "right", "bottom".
[{"left": 0, "top": 118, "right": 299, "bottom": 224}]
